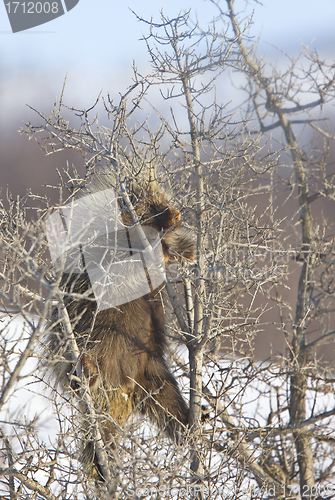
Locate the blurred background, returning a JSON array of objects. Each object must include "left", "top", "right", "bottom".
[
  {"left": 1, "top": 0, "right": 335, "bottom": 198},
  {"left": 1, "top": 0, "right": 335, "bottom": 360}
]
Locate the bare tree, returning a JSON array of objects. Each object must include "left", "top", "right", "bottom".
[
  {"left": 1, "top": 2, "right": 335, "bottom": 499},
  {"left": 221, "top": 0, "right": 335, "bottom": 495}
]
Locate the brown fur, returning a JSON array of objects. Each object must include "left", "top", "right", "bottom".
[{"left": 46, "top": 177, "right": 195, "bottom": 477}]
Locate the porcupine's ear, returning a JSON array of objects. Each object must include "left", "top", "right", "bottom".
[
  {"left": 145, "top": 162, "right": 181, "bottom": 232},
  {"left": 137, "top": 161, "right": 195, "bottom": 264}
]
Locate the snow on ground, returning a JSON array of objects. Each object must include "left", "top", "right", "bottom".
[{"left": 1, "top": 315, "right": 335, "bottom": 498}]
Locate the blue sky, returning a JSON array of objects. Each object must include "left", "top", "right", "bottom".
[
  {"left": 1, "top": 0, "right": 335, "bottom": 129},
  {"left": 1, "top": 0, "right": 334, "bottom": 68}
]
